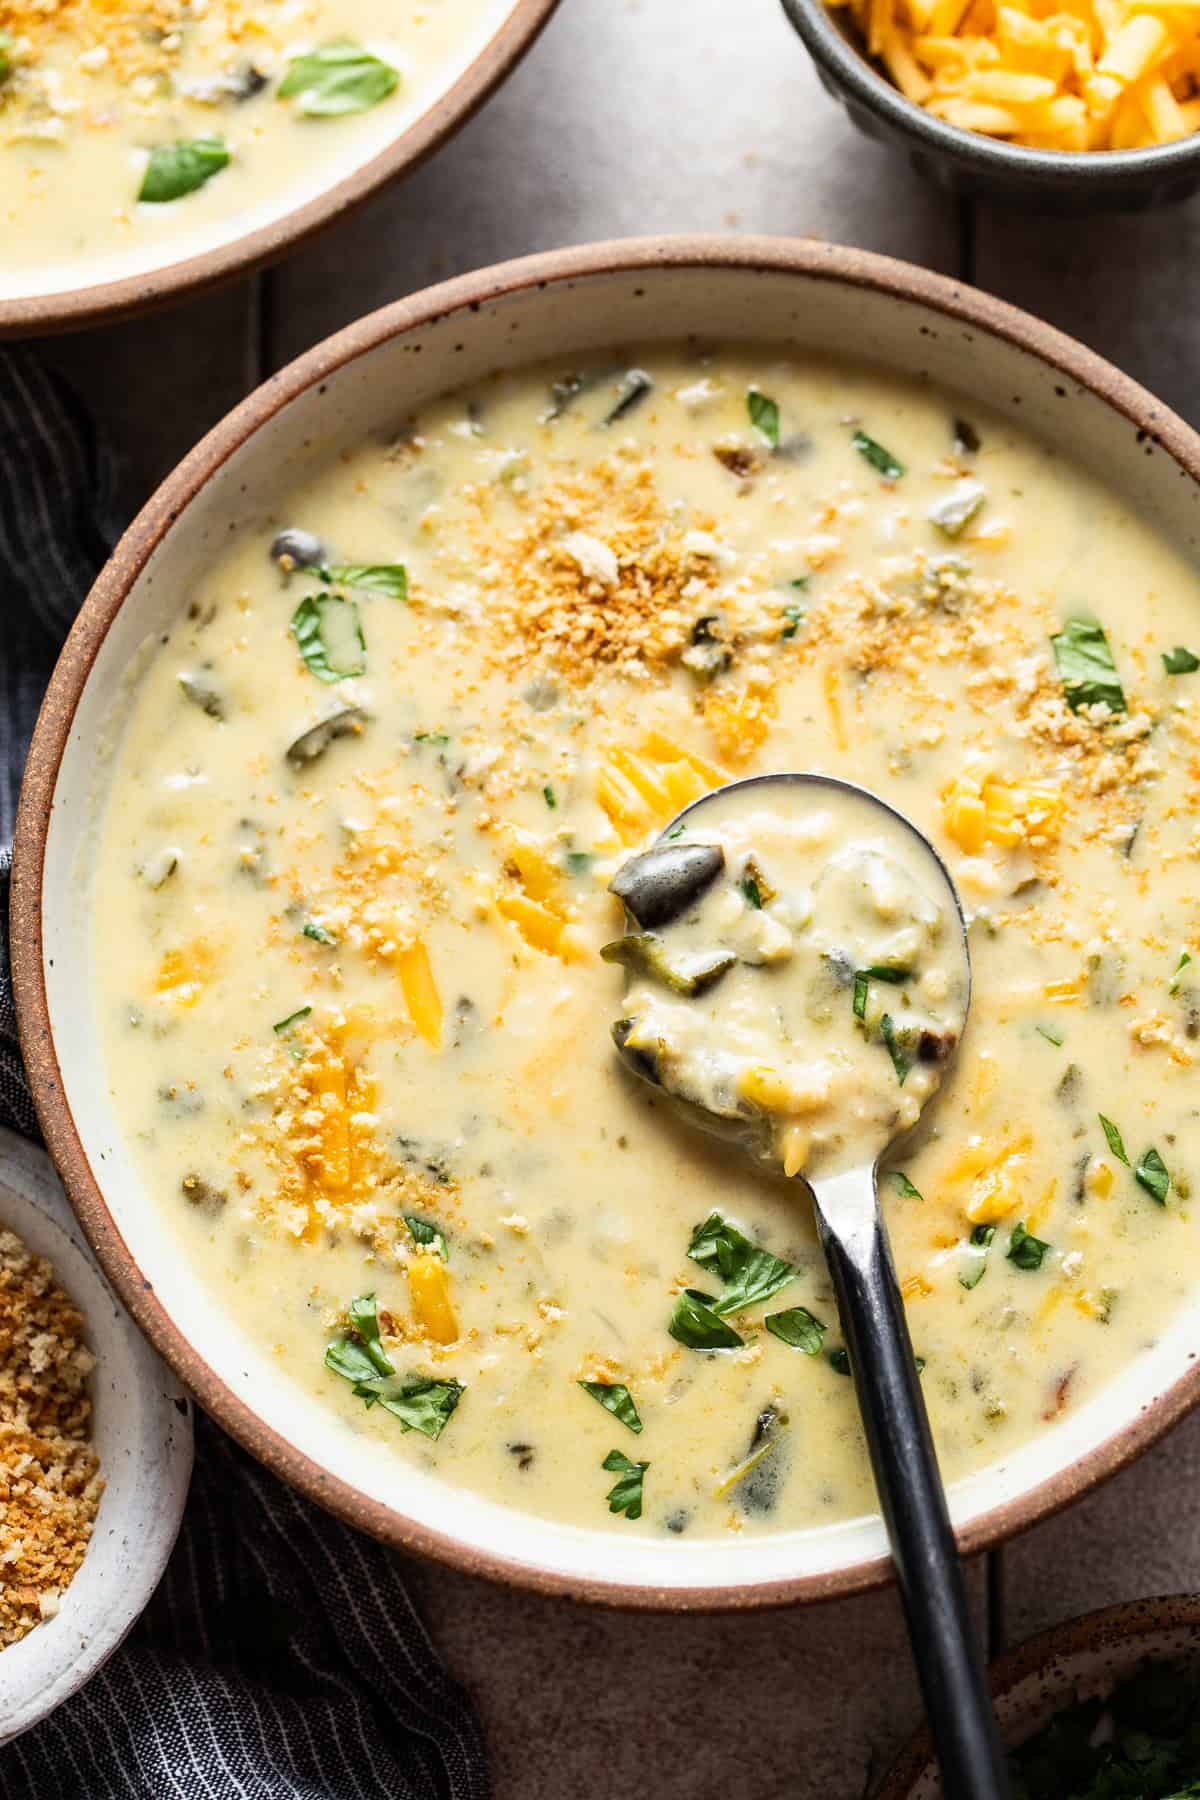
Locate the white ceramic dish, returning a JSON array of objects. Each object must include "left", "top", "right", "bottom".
[
  {"left": 0, "top": 1128, "right": 192, "bottom": 1745},
  {"left": 13, "top": 237, "right": 1200, "bottom": 1609},
  {"left": 0, "top": 0, "right": 557, "bottom": 336},
  {"left": 877, "top": 1595, "right": 1200, "bottom": 1797}
]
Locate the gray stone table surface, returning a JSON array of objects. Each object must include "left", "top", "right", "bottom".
[{"left": 31, "top": 0, "right": 1200, "bottom": 1794}]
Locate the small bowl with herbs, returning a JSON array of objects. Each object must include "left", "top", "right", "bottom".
[{"left": 877, "top": 1595, "right": 1200, "bottom": 1799}]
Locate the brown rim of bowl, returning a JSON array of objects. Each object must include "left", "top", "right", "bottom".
[
  {"left": 875, "top": 1592, "right": 1200, "bottom": 1797},
  {"left": 13, "top": 234, "right": 1200, "bottom": 1610},
  {"left": 0, "top": 0, "right": 559, "bottom": 339}
]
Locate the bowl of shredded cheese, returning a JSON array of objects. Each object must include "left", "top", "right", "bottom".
[{"left": 780, "top": 0, "right": 1200, "bottom": 205}]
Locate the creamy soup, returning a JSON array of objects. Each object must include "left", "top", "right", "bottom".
[
  {"left": 0, "top": 0, "right": 506, "bottom": 292},
  {"left": 607, "top": 782, "right": 969, "bottom": 1179},
  {"left": 91, "top": 348, "right": 1200, "bottom": 1541}
]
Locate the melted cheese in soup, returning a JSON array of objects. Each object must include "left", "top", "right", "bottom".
[
  {"left": 92, "top": 348, "right": 1200, "bottom": 1540},
  {"left": 0, "top": 0, "right": 505, "bottom": 290}
]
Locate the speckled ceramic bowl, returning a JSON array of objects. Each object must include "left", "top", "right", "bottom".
[
  {"left": 13, "top": 236, "right": 1200, "bottom": 1609},
  {"left": 780, "top": 0, "right": 1200, "bottom": 210},
  {"left": 0, "top": 1129, "right": 192, "bottom": 1746},
  {"left": 877, "top": 1595, "right": 1200, "bottom": 1797}
]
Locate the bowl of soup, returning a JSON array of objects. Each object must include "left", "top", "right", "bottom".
[
  {"left": 13, "top": 236, "right": 1200, "bottom": 1607},
  {"left": 0, "top": 0, "right": 558, "bottom": 334}
]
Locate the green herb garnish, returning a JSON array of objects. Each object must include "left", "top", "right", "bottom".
[
  {"left": 880, "top": 1013, "right": 910, "bottom": 1085},
  {"left": 1099, "top": 1113, "right": 1130, "bottom": 1166},
  {"left": 0, "top": 31, "right": 13, "bottom": 84},
  {"left": 604, "top": 369, "right": 653, "bottom": 426},
  {"left": 290, "top": 594, "right": 365, "bottom": 681},
  {"left": 1007, "top": 1220, "right": 1051, "bottom": 1272},
  {"left": 890, "top": 1171, "right": 924, "bottom": 1201},
  {"left": 322, "top": 563, "right": 407, "bottom": 598},
  {"left": 601, "top": 1448, "right": 648, "bottom": 1519},
  {"left": 1007, "top": 1656, "right": 1200, "bottom": 1799},
  {"left": 781, "top": 603, "right": 805, "bottom": 639},
  {"left": 273, "top": 1005, "right": 312, "bottom": 1034},
  {"left": 278, "top": 39, "right": 399, "bottom": 116},
  {"left": 325, "top": 1293, "right": 464, "bottom": 1438},
  {"left": 959, "top": 1223, "right": 996, "bottom": 1291},
  {"left": 740, "top": 875, "right": 763, "bottom": 909},
  {"left": 1136, "top": 1147, "right": 1170, "bottom": 1206},
  {"left": 1036, "top": 1023, "right": 1064, "bottom": 1046},
  {"left": 543, "top": 784, "right": 558, "bottom": 809},
  {"left": 1163, "top": 646, "right": 1200, "bottom": 674},
  {"left": 852, "top": 430, "right": 905, "bottom": 479},
  {"left": 748, "top": 388, "right": 780, "bottom": 449},
  {"left": 139, "top": 137, "right": 230, "bottom": 203},
  {"left": 668, "top": 1288, "right": 744, "bottom": 1351},
  {"left": 565, "top": 850, "right": 594, "bottom": 876},
  {"left": 1051, "top": 617, "right": 1126, "bottom": 715},
  {"left": 405, "top": 1215, "right": 448, "bottom": 1260},
  {"left": 579, "top": 1381, "right": 643, "bottom": 1434},
  {"left": 686, "top": 1211, "right": 797, "bottom": 1315},
  {"left": 853, "top": 964, "right": 911, "bottom": 1022},
  {"left": 302, "top": 920, "right": 337, "bottom": 946},
  {"left": 1169, "top": 951, "right": 1192, "bottom": 994},
  {"left": 828, "top": 1347, "right": 851, "bottom": 1376},
  {"left": 765, "top": 1306, "right": 826, "bottom": 1354}
]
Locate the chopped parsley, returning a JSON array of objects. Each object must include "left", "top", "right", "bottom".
[
  {"left": 278, "top": 40, "right": 400, "bottom": 116},
  {"left": 1163, "top": 646, "right": 1200, "bottom": 674},
  {"left": 668, "top": 1288, "right": 744, "bottom": 1351},
  {"left": 685, "top": 1211, "right": 797, "bottom": 1315},
  {"left": 890, "top": 1171, "right": 924, "bottom": 1201},
  {"left": 405, "top": 1215, "right": 448, "bottom": 1261},
  {"left": 578, "top": 1381, "right": 643, "bottom": 1434},
  {"left": 325, "top": 1294, "right": 463, "bottom": 1438},
  {"left": 959, "top": 1223, "right": 996, "bottom": 1291},
  {"left": 747, "top": 388, "right": 780, "bottom": 449},
  {"left": 1050, "top": 617, "right": 1126, "bottom": 715},
  {"left": 601, "top": 1449, "right": 648, "bottom": 1519},
  {"left": 1006, "top": 1220, "right": 1051, "bottom": 1272},
  {"left": 139, "top": 137, "right": 230, "bottom": 203},
  {"left": 765, "top": 1306, "right": 826, "bottom": 1354},
  {"left": 852, "top": 430, "right": 905, "bottom": 479}
]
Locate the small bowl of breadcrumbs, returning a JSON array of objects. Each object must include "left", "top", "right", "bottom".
[{"left": 0, "top": 1131, "right": 192, "bottom": 1746}]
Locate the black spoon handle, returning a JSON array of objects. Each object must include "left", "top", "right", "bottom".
[{"left": 814, "top": 1184, "right": 1010, "bottom": 1800}]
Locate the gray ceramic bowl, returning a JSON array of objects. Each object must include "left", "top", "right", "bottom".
[{"left": 780, "top": 0, "right": 1200, "bottom": 210}]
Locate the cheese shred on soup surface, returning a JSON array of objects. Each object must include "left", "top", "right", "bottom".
[{"left": 93, "top": 349, "right": 1200, "bottom": 1540}]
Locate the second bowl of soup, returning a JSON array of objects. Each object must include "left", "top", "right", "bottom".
[{"left": 14, "top": 238, "right": 1200, "bottom": 1604}]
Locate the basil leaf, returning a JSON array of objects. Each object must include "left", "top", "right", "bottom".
[
  {"left": 668, "top": 1288, "right": 744, "bottom": 1350},
  {"left": 740, "top": 875, "right": 763, "bottom": 909},
  {"left": 1169, "top": 951, "right": 1192, "bottom": 994},
  {"left": 578, "top": 1381, "right": 643, "bottom": 1434},
  {"left": 1163, "top": 646, "right": 1200, "bottom": 674},
  {"left": 890, "top": 1171, "right": 923, "bottom": 1201},
  {"left": 1135, "top": 1147, "right": 1170, "bottom": 1206},
  {"left": 1036, "top": 1023, "right": 1064, "bottom": 1046},
  {"left": 273, "top": 1005, "right": 311, "bottom": 1034},
  {"left": 323, "top": 563, "right": 407, "bottom": 599},
  {"left": 1050, "top": 617, "right": 1126, "bottom": 715},
  {"left": 347, "top": 1292, "right": 394, "bottom": 1377},
  {"left": 290, "top": 594, "right": 365, "bottom": 681},
  {"left": 852, "top": 430, "right": 905, "bottom": 479},
  {"left": 139, "top": 136, "right": 230, "bottom": 204},
  {"left": 880, "top": 1013, "right": 910, "bottom": 1085},
  {"left": 303, "top": 920, "right": 337, "bottom": 946},
  {"left": 853, "top": 970, "right": 868, "bottom": 1020},
  {"left": 278, "top": 39, "right": 399, "bottom": 117},
  {"left": 959, "top": 1223, "right": 995, "bottom": 1291},
  {"left": 855, "top": 964, "right": 912, "bottom": 1022},
  {"left": 1099, "top": 1113, "right": 1130, "bottom": 1166},
  {"left": 543, "top": 785, "right": 558, "bottom": 809},
  {"left": 1007, "top": 1220, "right": 1051, "bottom": 1272},
  {"left": 601, "top": 1448, "right": 648, "bottom": 1519},
  {"left": 405, "top": 1215, "right": 448, "bottom": 1261},
  {"left": 604, "top": 370, "right": 653, "bottom": 425},
  {"left": 748, "top": 388, "right": 780, "bottom": 449},
  {"left": 685, "top": 1211, "right": 797, "bottom": 1314},
  {"left": 325, "top": 1337, "right": 381, "bottom": 1385},
  {"left": 765, "top": 1305, "right": 826, "bottom": 1353}
]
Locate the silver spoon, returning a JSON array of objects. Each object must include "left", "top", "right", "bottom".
[{"left": 607, "top": 773, "right": 1009, "bottom": 1800}]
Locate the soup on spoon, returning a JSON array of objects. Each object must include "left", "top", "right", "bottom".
[{"left": 605, "top": 774, "right": 1007, "bottom": 1800}]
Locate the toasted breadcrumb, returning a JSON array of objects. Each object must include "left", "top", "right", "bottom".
[{"left": 0, "top": 1227, "right": 103, "bottom": 1649}]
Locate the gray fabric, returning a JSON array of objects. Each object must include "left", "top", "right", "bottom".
[{"left": 0, "top": 348, "right": 489, "bottom": 1800}]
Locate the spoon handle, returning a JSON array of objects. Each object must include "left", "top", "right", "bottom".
[{"left": 815, "top": 1192, "right": 1010, "bottom": 1800}]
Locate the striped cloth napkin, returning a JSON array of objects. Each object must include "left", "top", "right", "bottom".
[{"left": 0, "top": 349, "right": 490, "bottom": 1800}]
